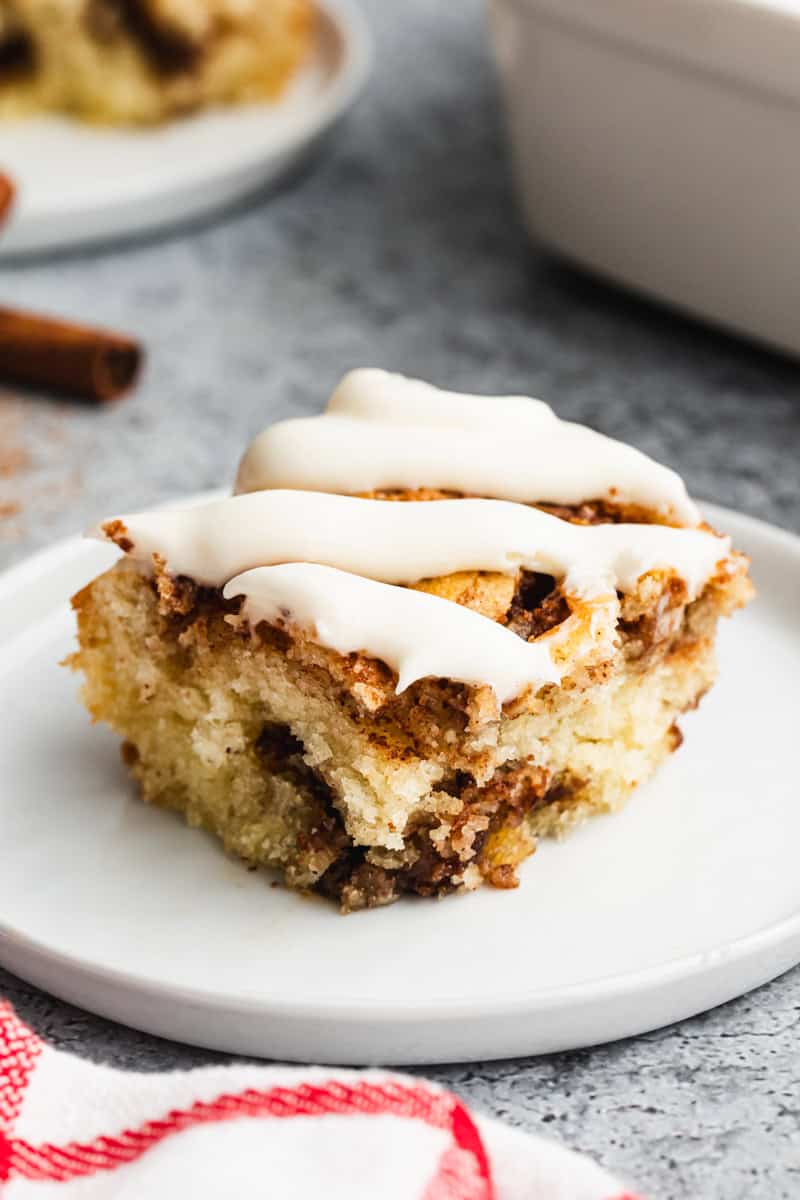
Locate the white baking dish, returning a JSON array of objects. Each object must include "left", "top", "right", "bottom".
[{"left": 490, "top": 0, "right": 800, "bottom": 355}]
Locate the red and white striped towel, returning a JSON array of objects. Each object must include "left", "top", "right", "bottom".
[{"left": 0, "top": 1001, "right": 642, "bottom": 1199}]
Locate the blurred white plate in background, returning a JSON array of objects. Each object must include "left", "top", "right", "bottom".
[
  {"left": 0, "top": 0, "right": 371, "bottom": 257},
  {"left": 1, "top": 502, "right": 800, "bottom": 1064}
]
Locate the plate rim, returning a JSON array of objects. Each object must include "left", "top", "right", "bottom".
[{"left": 1, "top": 499, "right": 799, "bottom": 1056}]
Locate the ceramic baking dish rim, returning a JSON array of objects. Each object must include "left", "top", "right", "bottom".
[{"left": 496, "top": 0, "right": 800, "bottom": 105}]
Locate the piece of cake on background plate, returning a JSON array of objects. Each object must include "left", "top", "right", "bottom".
[
  {"left": 0, "top": 0, "right": 313, "bottom": 123},
  {"left": 67, "top": 369, "right": 752, "bottom": 911}
]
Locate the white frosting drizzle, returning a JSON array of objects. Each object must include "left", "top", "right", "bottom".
[
  {"left": 235, "top": 369, "right": 699, "bottom": 525},
  {"left": 222, "top": 563, "right": 561, "bottom": 702},
  {"left": 102, "top": 490, "right": 728, "bottom": 602},
  {"left": 95, "top": 370, "right": 728, "bottom": 700},
  {"left": 326, "top": 367, "right": 558, "bottom": 429}
]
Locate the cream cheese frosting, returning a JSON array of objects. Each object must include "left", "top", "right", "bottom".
[
  {"left": 222, "top": 563, "right": 562, "bottom": 702},
  {"left": 100, "top": 490, "right": 727, "bottom": 602},
  {"left": 235, "top": 368, "right": 699, "bottom": 525},
  {"left": 94, "top": 369, "right": 724, "bottom": 701},
  {"left": 326, "top": 367, "right": 559, "bottom": 430}
]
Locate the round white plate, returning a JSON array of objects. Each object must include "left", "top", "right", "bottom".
[
  {"left": 0, "top": 0, "right": 371, "bottom": 257},
  {"left": 1, "top": 502, "right": 799, "bottom": 1065}
]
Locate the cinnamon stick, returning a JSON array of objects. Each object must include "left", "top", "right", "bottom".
[
  {"left": 0, "top": 307, "right": 143, "bottom": 402},
  {"left": 0, "top": 174, "right": 14, "bottom": 228}
]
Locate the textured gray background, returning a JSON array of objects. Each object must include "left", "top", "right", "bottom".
[{"left": 1, "top": 2, "right": 800, "bottom": 1197}]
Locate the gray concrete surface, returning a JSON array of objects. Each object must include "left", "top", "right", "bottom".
[{"left": 1, "top": 3, "right": 799, "bottom": 1197}]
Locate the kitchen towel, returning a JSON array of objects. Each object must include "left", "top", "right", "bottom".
[{"left": 0, "top": 1000, "right": 642, "bottom": 1199}]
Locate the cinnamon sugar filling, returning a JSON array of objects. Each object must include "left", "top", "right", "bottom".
[
  {"left": 86, "top": 0, "right": 200, "bottom": 75},
  {"left": 252, "top": 723, "right": 576, "bottom": 911},
  {"left": 0, "top": 29, "right": 34, "bottom": 79},
  {"left": 253, "top": 720, "right": 557, "bottom": 908}
]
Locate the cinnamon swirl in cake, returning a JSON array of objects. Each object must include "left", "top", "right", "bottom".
[
  {"left": 67, "top": 369, "right": 752, "bottom": 910},
  {"left": 0, "top": 0, "right": 312, "bottom": 124}
]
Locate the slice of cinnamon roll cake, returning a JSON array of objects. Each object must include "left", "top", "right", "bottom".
[
  {"left": 0, "top": 0, "right": 312, "bottom": 123},
  {"left": 67, "top": 370, "right": 752, "bottom": 910}
]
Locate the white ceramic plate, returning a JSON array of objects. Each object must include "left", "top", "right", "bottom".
[
  {"left": 1, "top": 502, "right": 799, "bottom": 1065},
  {"left": 0, "top": 0, "right": 371, "bottom": 257}
]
